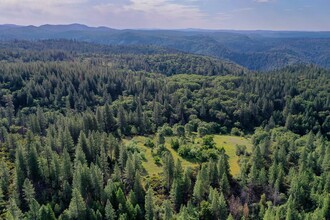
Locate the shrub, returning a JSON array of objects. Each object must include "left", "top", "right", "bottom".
[
  {"left": 198, "top": 126, "right": 209, "bottom": 137},
  {"left": 144, "top": 138, "right": 155, "bottom": 148},
  {"left": 160, "top": 125, "right": 173, "bottom": 136},
  {"left": 176, "top": 125, "right": 185, "bottom": 137},
  {"left": 231, "top": 127, "right": 243, "bottom": 136},
  {"left": 178, "top": 145, "right": 191, "bottom": 158},
  {"left": 185, "top": 123, "right": 194, "bottom": 135},
  {"left": 170, "top": 138, "right": 180, "bottom": 150},
  {"left": 154, "top": 156, "right": 161, "bottom": 165},
  {"left": 235, "top": 145, "right": 247, "bottom": 156},
  {"left": 202, "top": 135, "right": 215, "bottom": 149}
]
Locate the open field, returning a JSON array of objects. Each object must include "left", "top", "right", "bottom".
[
  {"left": 123, "top": 135, "right": 252, "bottom": 177},
  {"left": 213, "top": 135, "right": 252, "bottom": 176}
]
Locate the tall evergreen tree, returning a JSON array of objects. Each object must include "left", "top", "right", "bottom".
[
  {"left": 67, "top": 188, "right": 86, "bottom": 219},
  {"left": 145, "top": 188, "right": 155, "bottom": 220}
]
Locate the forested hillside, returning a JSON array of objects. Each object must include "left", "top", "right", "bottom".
[
  {"left": 0, "top": 41, "right": 329, "bottom": 219},
  {"left": 1, "top": 24, "right": 330, "bottom": 70}
]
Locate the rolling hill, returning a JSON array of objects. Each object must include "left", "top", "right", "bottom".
[{"left": 0, "top": 24, "right": 330, "bottom": 70}]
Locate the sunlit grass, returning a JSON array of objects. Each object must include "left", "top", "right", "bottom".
[
  {"left": 213, "top": 135, "right": 252, "bottom": 176},
  {"left": 123, "top": 134, "right": 251, "bottom": 177}
]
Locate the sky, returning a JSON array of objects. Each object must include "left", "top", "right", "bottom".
[{"left": 0, "top": 0, "right": 329, "bottom": 31}]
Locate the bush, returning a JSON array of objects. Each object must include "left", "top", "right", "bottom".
[
  {"left": 154, "top": 156, "right": 162, "bottom": 165},
  {"left": 144, "top": 138, "right": 155, "bottom": 148},
  {"left": 185, "top": 123, "right": 194, "bottom": 135},
  {"left": 156, "top": 132, "right": 165, "bottom": 145},
  {"left": 170, "top": 138, "right": 180, "bottom": 150},
  {"left": 220, "top": 126, "right": 228, "bottom": 134},
  {"left": 231, "top": 127, "right": 243, "bottom": 136},
  {"left": 130, "top": 126, "right": 138, "bottom": 135},
  {"left": 178, "top": 145, "right": 191, "bottom": 158},
  {"left": 176, "top": 125, "right": 185, "bottom": 137},
  {"left": 202, "top": 135, "right": 215, "bottom": 149},
  {"left": 198, "top": 126, "right": 209, "bottom": 137},
  {"left": 155, "top": 144, "right": 166, "bottom": 156},
  {"left": 160, "top": 125, "right": 173, "bottom": 136},
  {"left": 235, "top": 144, "right": 247, "bottom": 156},
  {"left": 201, "top": 149, "right": 219, "bottom": 161}
]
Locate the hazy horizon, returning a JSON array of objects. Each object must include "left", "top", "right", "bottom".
[
  {"left": 1, "top": 23, "right": 330, "bottom": 33},
  {"left": 0, "top": 0, "right": 329, "bottom": 31}
]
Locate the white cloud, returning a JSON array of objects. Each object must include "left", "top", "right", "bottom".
[
  {"left": 0, "top": 0, "right": 208, "bottom": 28},
  {"left": 91, "top": 0, "right": 208, "bottom": 28},
  {"left": 0, "top": 0, "right": 88, "bottom": 25},
  {"left": 215, "top": 7, "right": 254, "bottom": 22},
  {"left": 126, "top": 0, "right": 205, "bottom": 18}
]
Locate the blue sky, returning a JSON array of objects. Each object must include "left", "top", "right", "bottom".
[{"left": 0, "top": 0, "right": 329, "bottom": 30}]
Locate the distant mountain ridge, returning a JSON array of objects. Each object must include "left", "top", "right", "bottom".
[{"left": 0, "top": 24, "right": 329, "bottom": 70}]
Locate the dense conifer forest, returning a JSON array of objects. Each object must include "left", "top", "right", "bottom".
[{"left": 0, "top": 40, "right": 329, "bottom": 219}]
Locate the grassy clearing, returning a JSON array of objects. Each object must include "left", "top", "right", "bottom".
[
  {"left": 213, "top": 135, "right": 252, "bottom": 176},
  {"left": 123, "top": 135, "right": 251, "bottom": 177},
  {"left": 123, "top": 136, "right": 163, "bottom": 177},
  {"left": 164, "top": 137, "right": 197, "bottom": 169}
]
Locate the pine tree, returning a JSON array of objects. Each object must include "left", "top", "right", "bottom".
[
  {"left": 133, "top": 171, "right": 145, "bottom": 209},
  {"left": 112, "top": 163, "right": 122, "bottom": 183},
  {"left": 74, "top": 145, "right": 87, "bottom": 171},
  {"left": 126, "top": 199, "right": 137, "bottom": 220},
  {"left": 104, "top": 104, "right": 117, "bottom": 133},
  {"left": 125, "top": 155, "right": 135, "bottom": 187},
  {"left": 27, "top": 145, "right": 40, "bottom": 181},
  {"left": 217, "top": 148, "right": 231, "bottom": 180},
  {"left": 15, "top": 146, "right": 27, "bottom": 192},
  {"left": 0, "top": 160, "right": 10, "bottom": 200},
  {"left": 26, "top": 199, "right": 40, "bottom": 220},
  {"left": 36, "top": 107, "right": 47, "bottom": 135},
  {"left": 5, "top": 95, "right": 15, "bottom": 126},
  {"left": 98, "top": 141, "right": 110, "bottom": 180},
  {"left": 135, "top": 204, "right": 143, "bottom": 220},
  {"left": 208, "top": 159, "right": 219, "bottom": 188},
  {"left": 63, "top": 127, "right": 75, "bottom": 156},
  {"left": 90, "top": 164, "right": 103, "bottom": 200},
  {"left": 22, "top": 178, "right": 35, "bottom": 203},
  {"left": 163, "top": 200, "right": 173, "bottom": 220},
  {"left": 105, "top": 200, "right": 116, "bottom": 220},
  {"left": 116, "top": 188, "right": 127, "bottom": 214},
  {"left": 285, "top": 114, "right": 294, "bottom": 130},
  {"left": 258, "top": 194, "right": 267, "bottom": 219},
  {"left": 171, "top": 159, "right": 184, "bottom": 211},
  {"left": 162, "top": 152, "right": 174, "bottom": 191},
  {"left": 218, "top": 192, "right": 228, "bottom": 219},
  {"left": 77, "top": 131, "right": 91, "bottom": 163},
  {"left": 193, "top": 173, "right": 203, "bottom": 204},
  {"left": 6, "top": 199, "right": 23, "bottom": 220},
  {"left": 119, "top": 145, "right": 127, "bottom": 171},
  {"left": 118, "top": 105, "right": 127, "bottom": 134},
  {"left": 96, "top": 107, "right": 105, "bottom": 132},
  {"left": 38, "top": 204, "right": 56, "bottom": 220},
  {"left": 220, "top": 173, "right": 230, "bottom": 196},
  {"left": 67, "top": 188, "right": 86, "bottom": 219},
  {"left": 136, "top": 99, "right": 145, "bottom": 133},
  {"left": 145, "top": 188, "right": 155, "bottom": 220},
  {"left": 62, "top": 148, "right": 73, "bottom": 183},
  {"left": 321, "top": 194, "right": 329, "bottom": 219},
  {"left": 153, "top": 102, "right": 163, "bottom": 127},
  {"left": 128, "top": 190, "right": 137, "bottom": 207}
]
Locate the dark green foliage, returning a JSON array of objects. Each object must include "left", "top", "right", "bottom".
[
  {"left": 144, "top": 189, "right": 155, "bottom": 220},
  {"left": 0, "top": 39, "right": 328, "bottom": 220}
]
